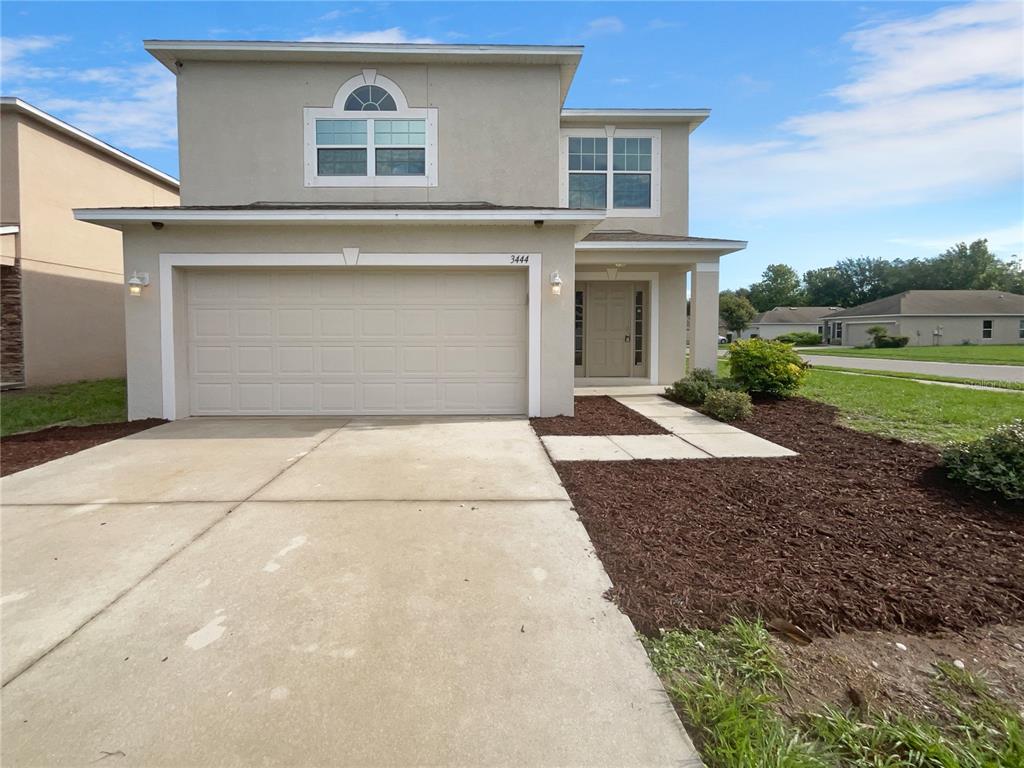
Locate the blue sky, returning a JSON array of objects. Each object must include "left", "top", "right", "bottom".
[{"left": 2, "top": 1, "right": 1021, "bottom": 289}]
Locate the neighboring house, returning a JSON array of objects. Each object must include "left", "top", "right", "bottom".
[
  {"left": 821, "top": 290, "right": 1024, "bottom": 347},
  {"left": 0, "top": 98, "right": 180, "bottom": 388},
  {"left": 77, "top": 40, "right": 745, "bottom": 419},
  {"left": 740, "top": 306, "right": 841, "bottom": 340}
]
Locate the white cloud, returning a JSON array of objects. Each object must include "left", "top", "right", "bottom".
[
  {"left": 888, "top": 222, "right": 1024, "bottom": 257},
  {"left": 0, "top": 34, "right": 67, "bottom": 80},
  {"left": 318, "top": 8, "right": 363, "bottom": 22},
  {"left": 582, "top": 17, "right": 625, "bottom": 37},
  {"left": 610, "top": 77, "right": 631, "bottom": 85},
  {"left": 302, "top": 27, "right": 437, "bottom": 44},
  {"left": 693, "top": 2, "right": 1024, "bottom": 219}
]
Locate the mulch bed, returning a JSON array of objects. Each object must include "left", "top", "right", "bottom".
[
  {"left": 550, "top": 397, "right": 1024, "bottom": 637},
  {"left": 531, "top": 395, "right": 668, "bottom": 436},
  {"left": 1, "top": 420, "right": 167, "bottom": 477}
]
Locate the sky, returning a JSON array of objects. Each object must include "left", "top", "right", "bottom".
[{"left": 1, "top": 0, "right": 1022, "bottom": 290}]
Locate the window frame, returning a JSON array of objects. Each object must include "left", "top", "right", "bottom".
[
  {"left": 1019, "top": 319, "right": 1024, "bottom": 340},
  {"left": 558, "top": 127, "right": 662, "bottom": 217},
  {"left": 303, "top": 70, "right": 438, "bottom": 188},
  {"left": 982, "top": 319, "right": 993, "bottom": 339}
]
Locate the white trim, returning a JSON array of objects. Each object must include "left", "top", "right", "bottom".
[
  {"left": 0, "top": 226, "right": 19, "bottom": 236},
  {"left": 562, "top": 108, "right": 709, "bottom": 122},
  {"left": 576, "top": 270, "right": 659, "bottom": 385},
  {"left": 559, "top": 127, "right": 662, "bottom": 218},
  {"left": 576, "top": 239, "right": 746, "bottom": 251},
  {"left": 695, "top": 262, "right": 719, "bottom": 272},
  {"left": 158, "top": 252, "right": 542, "bottom": 420},
  {"left": 0, "top": 98, "right": 180, "bottom": 189},
  {"left": 145, "top": 40, "right": 583, "bottom": 59},
  {"left": 77, "top": 208, "right": 602, "bottom": 225}
]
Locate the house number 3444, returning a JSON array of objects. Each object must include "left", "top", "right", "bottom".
[{"left": 510, "top": 255, "right": 530, "bottom": 264}]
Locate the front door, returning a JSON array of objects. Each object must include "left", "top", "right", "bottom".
[{"left": 585, "top": 282, "right": 632, "bottom": 376}]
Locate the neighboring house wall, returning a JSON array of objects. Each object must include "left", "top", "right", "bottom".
[
  {"left": 828, "top": 316, "right": 1023, "bottom": 347},
  {"left": 2, "top": 109, "right": 179, "bottom": 386},
  {"left": 119, "top": 223, "right": 576, "bottom": 420},
  {"left": 177, "top": 61, "right": 563, "bottom": 207},
  {"left": 741, "top": 322, "right": 822, "bottom": 340}
]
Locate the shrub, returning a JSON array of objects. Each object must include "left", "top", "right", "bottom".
[
  {"left": 775, "top": 331, "right": 822, "bottom": 346},
  {"left": 866, "top": 325, "right": 910, "bottom": 348},
  {"left": 665, "top": 368, "right": 741, "bottom": 405},
  {"left": 728, "top": 339, "right": 808, "bottom": 396},
  {"left": 702, "top": 389, "right": 753, "bottom": 422},
  {"left": 942, "top": 420, "right": 1024, "bottom": 501}
]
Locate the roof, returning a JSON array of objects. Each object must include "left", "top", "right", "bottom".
[
  {"left": 826, "top": 290, "right": 1024, "bottom": 319},
  {"left": 561, "top": 109, "right": 710, "bottom": 131},
  {"left": 752, "top": 306, "right": 843, "bottom": 325},
  {"left": 144, "top": 40, "right": 583, "bottom": 104},
  {"left": 577, "top": 229, "right": 746, "bottom": 253},
  {"left": 0, "top": 97, "right": 180, "bottom": 190}
]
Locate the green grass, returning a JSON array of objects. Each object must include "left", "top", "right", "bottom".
[
  {"left": 811, "top": 365, "right": 1024, "bottom": 392},
  {"left": 1, "top": 378, "right": 127, "bottom": 437},
  {"left": 644, "top": 619, "right": 1024, "bottom": 768},
  {"left": 806, "top": 344, "right": 1024, "bottom": 366}
]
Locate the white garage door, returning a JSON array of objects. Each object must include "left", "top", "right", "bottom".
[{"left": 186, "top": 269, "right": 527, "bottom": 415}]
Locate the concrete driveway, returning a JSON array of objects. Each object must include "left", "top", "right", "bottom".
[{"left": 1, "top": 417, "right": 697, "bottom": 767}]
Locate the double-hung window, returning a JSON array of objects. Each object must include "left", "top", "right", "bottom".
[
  {"left": 982, "top": 319, "right": 993, "bottom": 339},
  {"left": 1019, "top": 319, "right": 1024, "bottom": 339},
  {"left": 304, "top": 72, "right": 437, "bottom": 187},
  {"left": 562, "top": 128, "right": 661, "bottom": 216}
]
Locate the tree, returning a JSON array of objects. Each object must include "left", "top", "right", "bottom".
[
  {"left": 719, "top": 291, "right": 757, "bottom": 335},
  {"left": 803, "top": 266, "right": 855, "bottom": 307},
  {"left": 747, "top": 264, "right": 804, "bottom": 311}
]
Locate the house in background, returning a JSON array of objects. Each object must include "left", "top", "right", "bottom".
[
  {"left": 0, "top": 98, "right": 180, "bottom": 388},
  {"left": 821, "top": 290, "right": 1024, "bottom": 347},
  {"left": 740, "top": 305, "right": 841, "bottom": 341},
  {"left": 76, "top": 40, "right": 745, "bottom": 419}
]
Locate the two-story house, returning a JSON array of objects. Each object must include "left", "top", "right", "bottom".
[{"left": 77, "top": 40, "right": 745, "bottom": 418}]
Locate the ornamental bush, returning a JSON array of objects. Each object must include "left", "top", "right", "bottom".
[
  {"left": 775, "top": 331, "right": 823, "bottom": 346},
  {"left": 866, "top": 325, "right": 910, "bottom": 348},
  {"left": 665, "top": 368, "right": 742, "bottom": 405},
  {"left": 728, "top": 338, "right": 808, "bottom": 396},
  {"left": 701, "top": 389, "right": 753, "bottom": 422},
  {"left": 942, "top": 420, "right": 1024, "bottom": 501}
]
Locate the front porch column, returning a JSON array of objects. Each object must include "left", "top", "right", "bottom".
[{"left": 690, "top": 262, "right": 720, "bottom": 372}]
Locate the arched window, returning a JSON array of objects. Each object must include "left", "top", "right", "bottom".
[{"left": 344, "top": 85, "right": 397, "bottom": 112}]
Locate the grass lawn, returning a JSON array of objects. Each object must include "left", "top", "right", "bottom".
[
  {"left": 806, "top": 343, "right": 1024, "bottom": 366},
  {"left": 810, "top": 365, "right": 1024, "bottom": 392},
  {"left": 1, "top": 378, "right": 127, "bottom": 437}
]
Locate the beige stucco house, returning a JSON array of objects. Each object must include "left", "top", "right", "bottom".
[
  {"left": 1, "top": 98, "right": 180, "bottom": 387},
  {"left": 77, "top": 41, "right": 745, "bottom": 419},
  {"left": 821, "top": 290, "right": 1024, "bottom": 347},
  {"left": 740, "top": 306, "right": 841, "bottom": 341}
]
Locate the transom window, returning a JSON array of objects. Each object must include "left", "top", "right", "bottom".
[
  {"left": 304, "top": 71, "right": 437, "bottom": 188},
  {"left": 561, "top": 128, "right": 660, "bottom": 216}
]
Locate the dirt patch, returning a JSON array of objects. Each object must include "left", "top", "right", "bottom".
[
  {"left": 1, "top": 420, "right": 167, "bottom": 476},
  {"left": 531, "top": 395, "right": 668, "bottom": 436},
  {"left": 551, "top": 397, "right": 1023, "bottom": 636},
  {"left": 775, "top": 624, "right": 1024, "bottom": 718}
]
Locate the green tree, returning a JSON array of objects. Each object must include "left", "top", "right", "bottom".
[
  {"left": 747, "top": 264, "right": 804, "bottom": 311},
  {"left": 803, "top": 266, "right": 854, "bottom": 307},
  {"left": 719, "top": 291, "right": 757, "bottom": 335}
]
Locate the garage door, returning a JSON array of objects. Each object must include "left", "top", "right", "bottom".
[{"left": 186, "top": 269, "right": 527, "bottom": 415}]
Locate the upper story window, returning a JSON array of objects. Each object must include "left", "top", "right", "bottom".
[
  {"left": 304, "top": 70, "right": 438, "bottom": 188},
  {"left": 559, "top": 128, "right": 661, "bottom": 217}
]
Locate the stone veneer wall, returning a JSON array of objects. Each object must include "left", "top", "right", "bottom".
[{"left": 1, "top": 262, "right": 25, "bottom": 385}]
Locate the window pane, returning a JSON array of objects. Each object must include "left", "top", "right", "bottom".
[
  {"left": 634, "top": 290, "right": 643, "bottom": 365},
  {"left": 344, "top": 84, "right": 398, "bottom": 111},
  {"left": 569, "top": 136, "right": 607, "bottom": 175},
  {"left": 568, "top": 173, "right": 607, "bottom": 209},
  {"left": 376, "top": 148, "right": 426, "bottom": 176},
  {"left": 574, "top": 290, "right": 584, "bottom": 366},
  {"left": 374, "top": 119, "right": 426, "bottom": 146},
  {"left": 317, "top": 148, "right": 367, "bottom": 175},
  {"left": 613, "top": 173, "right": 651, "bottom": 208},
  {"left": 613, "top": 136, "right": 651, "bottom": 173},
  {"left": 316, "top": 119, "right": 367, "bottom": 145}
]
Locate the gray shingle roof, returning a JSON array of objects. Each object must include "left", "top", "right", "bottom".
[
  {"left": 752, "top": 306, "right": 842, "bottom": 324},
  {"left": 826, "top": 290, "right": 1024, "bottom": 319}
]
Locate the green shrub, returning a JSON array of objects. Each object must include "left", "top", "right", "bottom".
[
  {"left": 728, "top": 339, "right": 808, "bottom": 396},
  {"left": 665, "top": 368, "right": 741, "bottom": 405},
  {"left": 702, "top": 389, "right": 753, "bottom": 422},
  {"left": 775, "top": 331, "right": 822, "bottom": 346},
  {"left": 942, "top": 420, "right": 1024, "bottom": 501},
  {"left": 866, "top": 325, "right": 910, "bottom": 348}
]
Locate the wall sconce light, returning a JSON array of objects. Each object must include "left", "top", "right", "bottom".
[
  {"left": 127, "top": 271, "right": 150, "bottom": 297},
  {"left": 549, "top": 270, "right": 563, "bottom": 296},
  {"left": 606, "top": 263, "right": 625, "bottom": 281}
]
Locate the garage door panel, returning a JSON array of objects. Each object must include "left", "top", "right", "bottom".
[{"left": 187, "top": 269, "right": 526, "bottom": 416}]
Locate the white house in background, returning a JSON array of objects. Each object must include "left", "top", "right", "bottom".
[
  {"left": 740, "top": 306, "right": 840, "bottom": 341},
  {"left": 77, "top": 40, "right": 745, "bottom": 419},
  {"left": 821, "top": 290, "right": 1024, "bottom": 347}
]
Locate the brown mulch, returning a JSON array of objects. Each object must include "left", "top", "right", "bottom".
[
  {"left": 531, "top": 395, "right": 668, "bottom": 436},
  {"left": 1, "top": 420, "right": 167, "bottom": 476},
  {"left": 551, "top": 397, "right": 1024, "bottom": 637}
]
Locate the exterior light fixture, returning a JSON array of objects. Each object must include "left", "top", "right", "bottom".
[
  {"left": 549, "top": 270, "right": 563, "bottom": 296},
  {"left": 127, "top": 271, "right": 150, "bottom": 297}
]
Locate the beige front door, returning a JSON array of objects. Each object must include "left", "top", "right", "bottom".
[{"left": 585, "top": 282, "right": 632, "bottom": 376}]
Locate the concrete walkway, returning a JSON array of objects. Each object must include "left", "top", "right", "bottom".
[
  {"left": 1, "top": 418, "right": 698, "bottom": 767},
  {"left": 543, "top": 396, "right": 796, "bottom": 460},
  {"left": 800, "top": 354, "right": 1024, "bottom": 384}
]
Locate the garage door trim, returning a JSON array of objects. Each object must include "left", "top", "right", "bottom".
[{"left": 159, "top": 252, "right": 542, "bottom": 419}]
